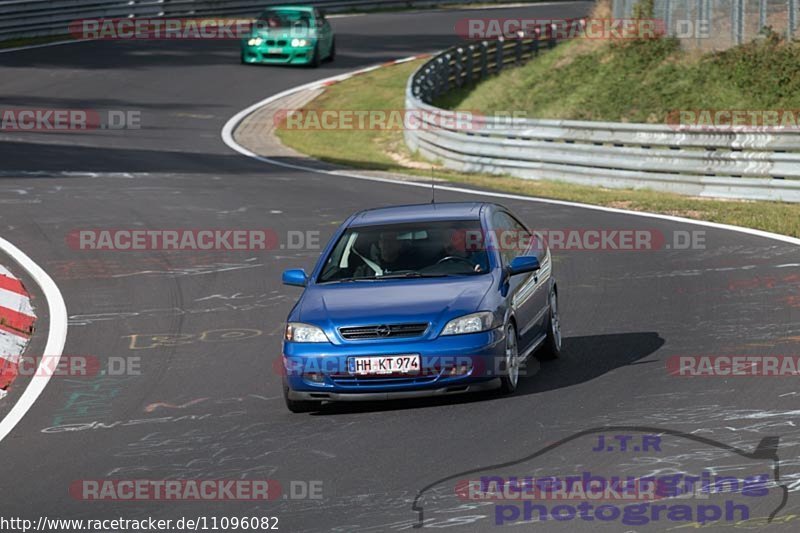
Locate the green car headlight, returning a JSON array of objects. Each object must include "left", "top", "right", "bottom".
[
  {"left": 291, "top": 38, "right": 308, "bottom": 47},
  {"left": 248, "top": 37, "right": 263, "bottom": 46}
]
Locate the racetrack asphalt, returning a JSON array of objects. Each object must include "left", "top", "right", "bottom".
[{"left": 1, "top": 1, "right": 799, "bottom": 531}]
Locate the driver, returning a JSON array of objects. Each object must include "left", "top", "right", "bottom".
[{"left": 260, "top": 13, "right": 281, "bottom": 28}]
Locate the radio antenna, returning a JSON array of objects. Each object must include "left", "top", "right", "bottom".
[{"left": 430, "top": 164, "right": 436, "bottom": 204}]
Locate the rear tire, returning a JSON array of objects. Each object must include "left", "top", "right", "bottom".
[
  {"left": 537, "top": 288, "right": 562, "bottom": 360},
  {"left": 283, "top": 382, "right": 321, "bottom": 413},
  {"left": 499, "top": 322, "right": 520, "bottom": 394}
]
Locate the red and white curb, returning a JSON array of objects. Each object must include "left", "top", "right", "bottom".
[
  {"left": 0, "top": 237, "right": 66, "bottom": 443},
  {"left": 0, "top": 265, "right": 36, "bottom": 397}
]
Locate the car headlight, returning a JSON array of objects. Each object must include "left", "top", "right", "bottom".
[
  {"left": 291, "top": 38, "right": 308, "bottom": 47},
  {"left": 441, "top": 312, "right": 495, "bottom": 336},
  {"left": 285, "top": 322, "right": 329, "bottom": 343},
  {"left": 248, "top": 37, "right": 263, "bottom": 46}
]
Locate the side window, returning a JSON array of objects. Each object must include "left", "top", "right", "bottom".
[{"left": 492, "top": 212, "right": 532, "bottom": 267}]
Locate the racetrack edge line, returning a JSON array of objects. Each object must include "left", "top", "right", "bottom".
[
  {"left": 0, "top": 238, "right": 68, "bottom": 442},
  {"left": 220, "top": 58, "right": 800, "bottom": 249}
]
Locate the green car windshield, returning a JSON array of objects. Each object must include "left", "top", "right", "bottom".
[{"left": 257, "top": 9, "right": 313, "bottom": 30}]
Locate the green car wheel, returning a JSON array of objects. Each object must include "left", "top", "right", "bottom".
[
  {"left": 309, "top": 44, "right": 321, "bottom": 68},
  {"left": 328, "top": 38, "right": 336, "bottom": 62}
]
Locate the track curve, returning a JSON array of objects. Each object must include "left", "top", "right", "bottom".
[{"left": 1, "top": 2, "right": 799, "bottom": 531}]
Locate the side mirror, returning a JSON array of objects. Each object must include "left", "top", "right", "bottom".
[
  {"left": 282, "top": 268, "right": 308, "bottom": 287},
  {"left": 508, "top": 256, "right": 540, "bottom": 276}
]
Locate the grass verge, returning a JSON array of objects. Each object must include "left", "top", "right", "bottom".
[
  {"left": 275, "top": 60, "right": 800, "bottom": 238},
  {"left": 438, "top": 33, "right": 800, "bottom": 123}
]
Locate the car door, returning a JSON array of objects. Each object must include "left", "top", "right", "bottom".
[
  {"left": 313, "top": 9, "right": 332, "bottom": 56},
  {"left": 493, "top": 211, "right": 548, "bottom": 352}
]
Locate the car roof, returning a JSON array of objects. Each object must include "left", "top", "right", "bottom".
[{"left": 348, "top": 202, "right": 492, "bottom": 227}]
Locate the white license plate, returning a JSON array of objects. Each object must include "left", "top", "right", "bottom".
[
  {"left": 267, "top": 47, "right": 283, "bottom": 54},
  {"left": 349, "top": 354, "right": 420, "bottom": 376}
]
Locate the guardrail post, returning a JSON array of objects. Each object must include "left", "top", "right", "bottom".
[
  {"left": 432, "top": 57, "right": 445, "bottom": 99},
  {"left": 495, "top": 38, "right": 504, "bottom": 73},
  {"left": 514, "top": 34, "right": 523, "bottom": 64},
  {"left": 480, "top": 41, "right": 489, "bottom": 78},
  {"left": 417, "top": 67, "right": 431, "bottom": 103},
  {"left": 530, "top": 30, "right": 540, "bottom": 56},
  {"left": 465, "top": 45, "right": 475, "bottom": 84},
  {"left": 790, "top": 0, "right": 798, "bottom": 38},
  {"left": 453, "top": 49, "right": 463, "bottom": 87},
  {"left": 442, "top": 53, "right": 451, "bottom": 93}
]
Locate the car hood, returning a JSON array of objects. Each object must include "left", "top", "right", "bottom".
[
  {"left": 251, "top": 28, "right": 314, "bottom": 39},
  {"left": 296, "top": 276, "right": 496, "bottom": 334}
]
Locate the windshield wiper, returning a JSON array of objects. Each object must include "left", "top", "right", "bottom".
[
  {"left": 325, "top": 272, "right": 451, "bottom": 283},
  {"left": 378, "top": 272, "right": 450, "bottom": 279}
]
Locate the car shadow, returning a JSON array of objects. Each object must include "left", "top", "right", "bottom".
[{"left": 308, "top": 331, "right": 665, "bottom": 415}]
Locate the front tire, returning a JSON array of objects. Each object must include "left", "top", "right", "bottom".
[
  {"left": 537, "top": 288, "right": 562, "bottom": 360},
  {"left": 499, "top": 322, "right": 520, "bottom": 394},
  {"left": 309, "top": 45, "right": 321, "bottom": 68},
  {"left": 327, "top": 38, "right": 336, "bottom": 62},
  {"left": 283, "top": 382, "right": 321, "bottom": 413}
]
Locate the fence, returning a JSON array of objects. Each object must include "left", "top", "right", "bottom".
[
  {"left": 404, "top": 36, "right": 800, "bottom": 202},
  {"left": 613, "top": 0, "right": 800, "bottom": 50}
]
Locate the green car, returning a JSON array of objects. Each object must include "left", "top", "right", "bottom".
[{"left": 241, "top": 6, "right": 335, "bottom": 67}]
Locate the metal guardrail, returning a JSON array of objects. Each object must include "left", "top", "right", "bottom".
[
  {"left": 0, "top": 0, "right": 514, "bottom": 40},
  {"left": 404, "top": 36, "right": 800, "bottom": 202}
]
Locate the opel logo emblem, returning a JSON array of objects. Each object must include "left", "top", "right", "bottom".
[{"left": 375, "top": 325, "right": 391, "bottom": 337}]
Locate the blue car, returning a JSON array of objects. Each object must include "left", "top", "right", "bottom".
[{"left": 280, "top": 202, "right": 561, "bottom": 412}]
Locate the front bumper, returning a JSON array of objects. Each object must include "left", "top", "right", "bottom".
[
  {"left": 287, "top": 378, "right": 501, "bottom": 401},
  {"left": 282, "top": 328, "right": 507, "bottom": 400},
  {"left": 241, "top": 44, "right": 314, "bottom": 64}
]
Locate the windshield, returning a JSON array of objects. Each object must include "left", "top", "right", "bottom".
[
  {"left": 256, "top": 9, "right": 312, "bottom": 30},
  {"left": 317, "top": 220, "right": 490, "bottom": 283}
]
